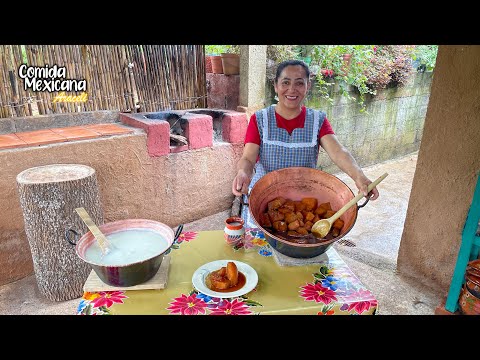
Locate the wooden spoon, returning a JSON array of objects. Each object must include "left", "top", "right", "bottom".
[
  {"left": 311, "top": 172, "right": 389, "bottom": 238},
  {"left": 75, "top": 207, "right": 113, "bottom": 256}
]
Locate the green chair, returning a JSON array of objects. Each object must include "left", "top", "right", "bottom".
[{"left": 445, "top": 172, "right": 480, "bottom": 313}]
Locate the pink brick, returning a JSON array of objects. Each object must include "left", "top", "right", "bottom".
[
  {"left": 120, "top": 114, "right": 170, "bottom": 156},
  {"left": 146, "top": 122, "right": 170, "bottom": 156},
  {"left": 185, "top": 115, "right": 213, "bottom": 150},
  {"left": 206, "top": 73, "right": 239, "bottom": 110},
  {"left": 222, "top": 113, "right": 248, "bottom": 144}
]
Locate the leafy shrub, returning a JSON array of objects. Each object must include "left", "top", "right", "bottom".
[
  {"left": 365, "top": 45, "right": 415, "bottom": 90},
  {"left": 266, "top": 45, "right": 300, "bottom": 82},
  {"left": 412, "top": 45, "right": 438, "bottom": 71},
  {"left": 204, "top": 45, "right": 239, "bottom": 55}
]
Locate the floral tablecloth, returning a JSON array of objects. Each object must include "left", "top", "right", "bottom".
[{"left": 77, "top": 228, "right": 377, "bottom": 315}]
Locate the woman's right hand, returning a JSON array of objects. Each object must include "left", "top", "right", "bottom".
[{"left": 232, "top": 169, "right": 251, "bottom": 196}]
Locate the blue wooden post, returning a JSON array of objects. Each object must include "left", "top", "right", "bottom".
[{"left": 445, "top": 172, "right": 480, "bottom": 312}]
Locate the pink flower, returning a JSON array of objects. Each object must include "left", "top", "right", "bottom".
[
  {"left": 176, "top": 231, "right": 198, "bottom": 244},
  {"left": 167, "top": 294, "right": 208, "bottom": 315},
  {"left": 344, "top": 300, "right": 377, "bottom": 314},
  {"left": 341, "top": 289, "right": 378, "bottom": 314},
  {"left": 209, "top": 299, "right": 253, "bottom": 315},
  {"left": 91, "top": 291, "right": 128, "bottom": 308},
  {"left": 300, "top": 283, "right": 337, "bottom": 304},
  {"left": 242, "top": 233, "right": 256, "bottom": 249}
]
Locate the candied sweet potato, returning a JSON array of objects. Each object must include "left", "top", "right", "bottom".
[
  {"left": 283, "top": 201, "right": 295, "bottom": 212},
  {"left": 268, "top": 209, "right": 285, "bottom": 222},
  {"left": 325, "top": 210, "right": 336, "bottom": 219},
  {"left": 303, "top": 211, "right": 315, "bottom": 222},
  {"left": 314, "top": 207, "right": 327, "bottom": 217},
  {"left": 265, "top": 196, "right": 343, "bottom": 241},
  {"left": 278, "top": 207, "right": 292, "bottom": 214},
  {"left": 287, "top": 219, "right": 300, "bottom": 231},
  {"left": 260, "top": 212, "right": 272, "bottom": 228},
  {"left": 273, "top": 220, "right": 287, "bottom": 232},
  {"left": 333, "top": 218, "right": 344, "bottom": 230},
  {"left": 301, "top": 197, "right": 318, "bottom": 211},
  {"left": 304, "top": 221, "right": 313, "bottom": 231},
  {"left": 297, "top": 227, "right": 308, "bottom": 235},
  {"left": 294, "top": 201, "right": 306, "bottom": 212},
  {"left": 268, "top": 197, "right": 286, "bottom": 211},
  {"left": 318, "top": 202, "right": 332, "bottom": 211},
  {"left": 284, "top": 212, "right": 297, "bottom": 224},
  {"left": 295, "top": 211, "right": 304, "bottom": 221}
]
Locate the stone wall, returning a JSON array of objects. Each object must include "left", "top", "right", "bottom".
[{"left": 266, "top": 72, "right": 433, "bottom": 173}]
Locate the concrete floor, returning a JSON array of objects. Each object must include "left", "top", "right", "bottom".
[{"left": 0, "top": 151, "right": 447, "bottom": 315}]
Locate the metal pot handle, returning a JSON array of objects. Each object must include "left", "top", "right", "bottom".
[
  {"left": 242, "top": 193, "right": 249, "bottom": 207},
  {"left": 65, "top": 228, "right": 80, "bottom": 245},
  {"left": 357, "top": 192, "right": 373, "bottom": 209}
]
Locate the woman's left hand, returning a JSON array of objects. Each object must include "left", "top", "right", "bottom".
[{"left": 355, "top": 174, "right": 380, "bottom": 201}]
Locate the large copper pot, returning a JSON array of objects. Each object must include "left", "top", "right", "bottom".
[{"left": 248, "top": 167, "right": 369, "bottom": 258}]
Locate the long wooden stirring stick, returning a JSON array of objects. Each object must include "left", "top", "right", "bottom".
[{"left": 75, "top": 207, "right": 112, "bottom": 256}]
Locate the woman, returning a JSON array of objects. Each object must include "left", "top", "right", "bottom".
[{"left": 232, "top": 59, "right": 380, "bottom": 228}]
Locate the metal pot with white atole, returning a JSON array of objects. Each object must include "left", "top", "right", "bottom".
[{"left": 66, "top": 219, "right": 183, "bottom": 287}]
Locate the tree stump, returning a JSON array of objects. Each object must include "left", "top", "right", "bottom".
[{"left": 16, "top": 164, "right": 104, "bottom": 301}]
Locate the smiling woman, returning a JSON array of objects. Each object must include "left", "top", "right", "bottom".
[{"left": 231, "top": 59, "right": 381, "bottom": 229}]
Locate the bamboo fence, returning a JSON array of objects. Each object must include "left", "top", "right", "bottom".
[{"left": 0, "top": 45, "right": 207, "bottom": 118}]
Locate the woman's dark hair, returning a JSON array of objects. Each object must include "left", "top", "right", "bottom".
[{"left": 274, "top": 60, "right": 310, "bottom": 83}]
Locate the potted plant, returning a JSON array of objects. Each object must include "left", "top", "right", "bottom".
[
  {"left": 220, "top": 45, "right": 240, "bottom": 75},
  {"left": 205, "top": 45, "right": 240, "bottom": 75}
]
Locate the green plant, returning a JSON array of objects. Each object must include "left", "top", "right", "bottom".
[
  {"left": 365, "top": 45, "right": 415, "bottom": 90},
  {"left": 204, "top": 45, "right": 239, "bottom": 55},
  {"left": 412, "top": 45, "right": 438, "bottom": 71},
  {"left": 266, "top": 45, "right": 301, "bottom": 82},
  {"left": 308, "top": 45, "right": 377, "bottom": 112},
  {"left": 265, "top": 45, "right": 423, "bottom": 114}
]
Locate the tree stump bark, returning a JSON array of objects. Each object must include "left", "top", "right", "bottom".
[{"left": 16, "top": 164, "right": 104, "bottom": 301}]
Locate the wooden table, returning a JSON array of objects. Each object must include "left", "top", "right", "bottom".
[{"left": 76, "top": 228, "right": 377, "bottom": 315}]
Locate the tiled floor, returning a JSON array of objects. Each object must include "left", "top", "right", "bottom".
[{"left": 0, "top": 123, "right": 134, "bottom": 150}]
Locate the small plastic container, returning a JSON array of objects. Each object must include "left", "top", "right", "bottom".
[{"left": 224, "top": 216, "right": 245, "bottom": 246}]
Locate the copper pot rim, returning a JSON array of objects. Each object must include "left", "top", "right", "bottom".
[
  {"left": 249, "top": 167, "right": 358, "bottom": 248},
  {"left": 76, "top": 218, "right": 175, "bottom": 267}
]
